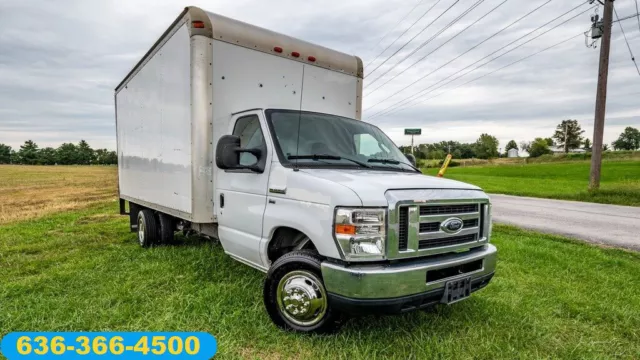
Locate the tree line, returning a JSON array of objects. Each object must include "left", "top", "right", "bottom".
[
  {"left": 400, "top": 133, "right": 500, "bottom": 160},
  {"left": 402, "top": 121, "right": 640, "bottom": 160},
  {"left": 517, "top": 121, "right": 640, "bottom": 158},
  {"left": 0, "top": 140, "right": 117, "bottom": 165}
]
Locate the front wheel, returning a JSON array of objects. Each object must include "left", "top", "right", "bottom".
[{"left": 263, "top": 250, "right": 343, "bottom": 334}]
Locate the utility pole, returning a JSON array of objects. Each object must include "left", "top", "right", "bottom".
[{"left": 589, "top": 0, "right": 613, "bottom": 191}]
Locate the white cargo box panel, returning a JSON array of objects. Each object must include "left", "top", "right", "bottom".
[{"left": 116, "top": 24, "right": 193, "bottom": 216}]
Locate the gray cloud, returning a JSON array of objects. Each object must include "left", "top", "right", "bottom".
[{"left": 0, "top": 0, "right": 638, "bottom": 151}]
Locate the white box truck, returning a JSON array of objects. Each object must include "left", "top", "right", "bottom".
[{"left": 115, "top": 6, "right": 497, "bottom": 333}]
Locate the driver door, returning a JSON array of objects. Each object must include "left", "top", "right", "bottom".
[{"left": 216, "top": 110, "right": 272, "bottom": 269}]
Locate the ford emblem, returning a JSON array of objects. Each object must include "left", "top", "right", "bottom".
[{"left": 441, "top": 218, "right": 463, "bottom": 234}]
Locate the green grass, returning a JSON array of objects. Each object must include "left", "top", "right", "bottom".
[
  {"left": 424, "top": 160, "right": 640, "bottom": 206},
  {"left": 1, "top": 201, "right": 639, "bottom": 359}
]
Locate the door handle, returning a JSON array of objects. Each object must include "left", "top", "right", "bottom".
[{"left": 220, "top": 193, "right": 225, "bottom": 208}]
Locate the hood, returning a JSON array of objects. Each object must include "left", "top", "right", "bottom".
[{"left": 299, "top": 168, "right": 481, "bottom": 206}]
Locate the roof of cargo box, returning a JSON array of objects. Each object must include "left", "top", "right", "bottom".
[{"left": 115, "top": 6, "right": 363, "bottom": 92}]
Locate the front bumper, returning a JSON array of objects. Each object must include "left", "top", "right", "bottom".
[{"left": 321, "top": 244, "right": 497, "bottom": 313}]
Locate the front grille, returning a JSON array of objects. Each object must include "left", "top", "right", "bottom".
[
  {"left": 420, "top": 204, "right": 478, "bottom": 216},
  {"left": 463, "top": 219, "right": 479, "bottom": 228},
  {"left": 418, "top": 234, "right": 478, "bottom": 249},
  {"left": 398, "top": 207, "right": 408, "bottom": 251},
  {"left": 419, "top": 219, "right": 479, "bottom": 233},
  {"left": 419, "top": 222, "right": 439, "bottom": 233}
]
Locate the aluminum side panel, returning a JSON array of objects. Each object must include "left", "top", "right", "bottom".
[
  {"left": 116, "top": 24, "right": 192, "bottom": 216},
  {"left": 211, "top": 40, "right": 304, "bottom": 173},
  {"left": 300, "top": 65, "right": 358, "bottom": 119}
]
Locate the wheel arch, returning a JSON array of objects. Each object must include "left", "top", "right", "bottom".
[{"left": 265, "top": 226, "right": 319, "bottom": 264}]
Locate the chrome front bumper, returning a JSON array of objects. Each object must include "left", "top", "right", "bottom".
[{"left": 321, "top": 244, "right": 497, "bottom": 300}]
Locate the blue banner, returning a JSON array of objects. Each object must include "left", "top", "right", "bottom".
[{"left": 0, "top": 332, "right": 217, "bottom": 359}]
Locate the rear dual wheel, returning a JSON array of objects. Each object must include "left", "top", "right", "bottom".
[{"left": 136, "top": 210, "right": 175, "bottom": 247}]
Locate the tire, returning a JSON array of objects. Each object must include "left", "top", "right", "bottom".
[
  {"left": 157, "top": 213, "right": 175, "bottom": 244},
  {"left": 263, "top": 250, "right": 343, "bottom": 334},
  {"left": 137, "top": 209, "right": 158, "bottom": 248}
]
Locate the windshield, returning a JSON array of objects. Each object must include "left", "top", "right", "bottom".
[{"left": 265, "top": 110, "right": 415, "bottom": 171}]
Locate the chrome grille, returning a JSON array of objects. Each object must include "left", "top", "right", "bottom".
[
  {"left": 419, "top": 204, "right": 478, "bottom": 215},
  {"left": 395, "top": 201, "right": 487, "bottom": 256},
  {"left": 398, "top": 206, "right": 408, "bottom": 251},
  {"left": 419, "top": 234, "right": 478, "bottom": 249}
]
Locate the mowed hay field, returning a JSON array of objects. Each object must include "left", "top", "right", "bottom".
[
  {"left": 0, "top": 165, "right": 117, "bottom": 224},
  {"left": 1, "top": 166, "right": 640, "bottom": 359},
  {"left": 424, "top": 160, "right": 640, "bottom": 206}
]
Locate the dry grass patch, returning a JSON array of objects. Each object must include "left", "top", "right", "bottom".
[{"left": 0, "top": 165, "right": 117, "bottom": 223}]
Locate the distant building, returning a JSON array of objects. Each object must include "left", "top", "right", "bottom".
[{"left": 507, "top": 148, "right": 519, "bottom": 158}]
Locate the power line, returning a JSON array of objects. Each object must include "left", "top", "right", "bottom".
[
  {"left": 365, "top": 0, "right": 553, "bottom": 111},
  {"left": 364, "top": 0, "right": 426, "bottom": 62},
  {"left": 401, "top": 33, "right": 584, "bottom": 111},
  {"left": 366, "top": 0, "right": 460, "bottom": 79},
  {"left": 613, "top": 11, "right": 640, "bottom": 22},
  {"left": 367, "top": 2, "right": 593, "bottom": 120},
  {"left": 613, "top": 4, "right": 640, "bottom": 76},
  {"left": 365, "top": 0, "right": 487, "bottom": 89},
  {"left": 366, "top": 0, "right": 510, "bottom": 97}
]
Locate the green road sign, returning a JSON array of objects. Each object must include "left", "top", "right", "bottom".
[{"left": 404, "top": 128, "right": 421, "bottom": 135}]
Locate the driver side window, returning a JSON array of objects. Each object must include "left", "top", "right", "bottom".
[{"left": 233, "top": 115, "right": 265, "bottom": 166}]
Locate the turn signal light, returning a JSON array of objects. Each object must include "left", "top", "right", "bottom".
[
  {"left": 192, "top": 21, "right": 205, "bottom": 28},
  {"left": 335, "top": 224, "right": 356, "bottom": 235}
]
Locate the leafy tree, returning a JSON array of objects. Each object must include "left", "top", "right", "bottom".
[
  {"left": 452, "top": 149, "right": 462, "bottom": 159},
  {"left": 0, "top": 143, "right": 11, "bottom": 164},
  {"left": 76, "top": 140, "right": 94, "bottom": 165},
  {"left": 17, "top": 140, "right": 39, "bottom": 165},
  {"left": 474, "top": 133, "right": 499, "bottom": 159},
  {"left": 603, "top": 144, "right": 610, "bottom": 151},
  {"left": 544, "top": 138, "right": 555, "bottom": 147},
  {"left": 104, "top": 151, "right": 118, "bottom": 165},
  {"left": 56, "top": 143, "right": 78, "bottom": 165},
  {"left": 529, "top": 137, "right": 553, "bottom": 158},
  {"left": 612, "top": 126, "right": 640, "bottom": 150},
  {"left": 519, "top": 141, "right": 531, "bottom": 153},
  {"left": 583, "top": 138, "right": 592, "bottom": 151},
  {"left": 552, "top": 119, "right": 584, "bottom": 153},
  {"left": 38, "top": 147, "right": 57, "bottom": 165},
  {"left": 505, "top": 140, "right": 518, "bottom": 151}
]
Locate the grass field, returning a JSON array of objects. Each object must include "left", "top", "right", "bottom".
[
  {"left": 1, "top": 202, "right": 639, "bottom": 359},
  {"left": 424, "top": 160, "right": 640, "bottom": 206},
  {"left": 1, "top": 166, "right": 639, "bottom": 359},
  {"left": 0, "top": 165, "right": 117, "bottom": 224}
]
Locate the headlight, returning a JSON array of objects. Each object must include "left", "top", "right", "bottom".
[{"left": 334, "top": 207, "right": 386, "bottom": 261}]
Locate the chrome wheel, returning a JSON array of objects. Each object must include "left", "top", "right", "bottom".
[
  {"left": 138, "top": 215, "right": 145, "bottom": 246},
  {"left": 276, "top": 270, "right": 327, "bottom": 327}
]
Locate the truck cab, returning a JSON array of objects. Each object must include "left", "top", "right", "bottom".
[{"left": 115, "top": 6, "right": 496, "bottom": 333}]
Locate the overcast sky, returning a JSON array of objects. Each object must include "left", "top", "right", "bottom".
[{"left": 1, "top": 0, "right": 639, "bottom": 151}]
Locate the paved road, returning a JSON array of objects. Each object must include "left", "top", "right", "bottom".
[{"left": 489, "top": 194, "right": 640, "bottom": 251}]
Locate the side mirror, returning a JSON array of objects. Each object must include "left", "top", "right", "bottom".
[
  {"left": 405, "top": 153, "right": 417, "bottom": 167},
  {"left": 215, "top": 135, "right": 263, "bottom": 172}
]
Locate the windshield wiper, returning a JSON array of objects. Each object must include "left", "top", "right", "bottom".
[
  {"left": 368, "top": 158, "right": 421, "bottom": 173},
  {"left": 288, "top": 154, "right": 371, "bottom": 168}
]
